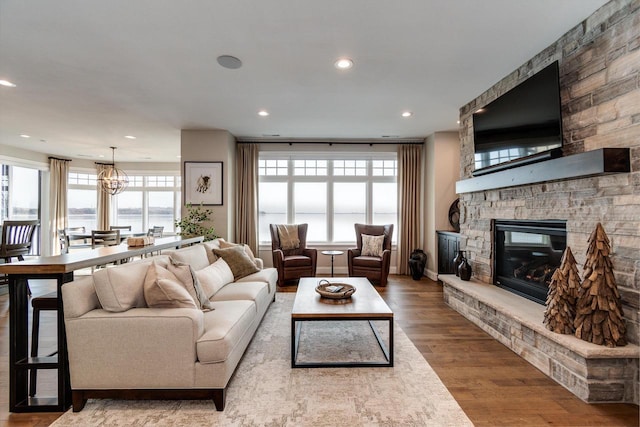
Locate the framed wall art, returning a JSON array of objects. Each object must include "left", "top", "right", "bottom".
[{"left": 184, "top": 161, "right": 223, "bottom": 206}]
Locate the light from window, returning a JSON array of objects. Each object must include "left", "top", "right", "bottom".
[
  {"left": 259, "top": 159, "right": 288, "bottom": 176},
  {"left": 114, "top": 191, "right": 143, "bottom": 231},
  {"left": 148, "top": 191, "right": 175, "bottom": 232},
  {"left": 258, "top": 182, "right": 288, "bottom": 242},
  {"left": 294, "top": 182, "right": 327, "bottom": 241},
  {"left": 68, "top": 189, "right": 97, "bottom": 230},
  {"left": 372, "top": 160, "right": 397, "bottom": 176},
  {"left": 334, "top": 160, "right": 367, "bottom": 176},
  {"left": 372, "top": 182, "right": 397, "bottom": 231},
  {"left": 294, "top": 160, "right": 327, "bottom": 176},
  {"left": 333, "top": 182, "right": 366, "bottom": 242},
  {"left": 68, "top": 173, "right": 97, "bottom": 186}
]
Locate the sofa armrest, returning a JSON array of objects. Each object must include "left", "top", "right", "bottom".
[
  {"left": 62, "top": 276, "right": 101, "bottom": 319},
  {"left": 254, "top": 257, "right": 264, "bottom": 269},
  {"left": 65, "top": 307, "right": 205, "bottom": 389}
]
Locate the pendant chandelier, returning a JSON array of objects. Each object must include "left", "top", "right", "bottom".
[{"left": 98, "top": 146, "right": 129, "bottom": 195}]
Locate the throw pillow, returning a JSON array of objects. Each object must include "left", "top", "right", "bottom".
[
  {"left": 213, "top": 245, "right": 260, "bottom": 280},
  {"left": 219, "top": 239, "right": 260, "bottom": 268},
  {"left": 168, "top": 257, "right": 214, "bottom": 311},
  {"left": 143, "top": 261, "right": 197, "bottom": 309},
  {"left": 276, "top": 224, "right": 300, "bottom": 250},
  {"left": 361, "top": 234, "right": 385, "bottom": 257},
  {"left": 195, "top": 258, "right": 235, "bottom": 299}
]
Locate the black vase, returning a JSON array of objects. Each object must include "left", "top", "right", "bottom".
[
  {"left": 459, "top": 257, "right": 472, "bottom": 281},
  {"left": 409, "top": 249, "right": 427, "bottom": 280},
  {"left": 452, "top": 250, "right": 464, "bottom": 276}
]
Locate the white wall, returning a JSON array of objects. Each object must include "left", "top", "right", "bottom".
[{"left": 424, "top": 131, "right": 461, "bottom": 279}]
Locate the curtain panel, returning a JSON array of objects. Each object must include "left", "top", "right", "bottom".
[
  {"left": 235, "top": 143, "right": 259, "bottom": 253},
  {"left": 49, "top": 158, "right": 70, "bottom": 255},
  {"left": 96, "top": 163, "right": 111, "bottom": 230},
  {"left": 397, "top": 144, "right": 423, "bottom": 275}
]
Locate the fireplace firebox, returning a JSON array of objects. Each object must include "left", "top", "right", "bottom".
[{"left": 493, "top": 220, "right": 566, "bottom": 304}]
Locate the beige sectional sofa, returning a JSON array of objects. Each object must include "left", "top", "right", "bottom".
[{"left": 62, "top": 239, "right": 277, "bottom": 411}]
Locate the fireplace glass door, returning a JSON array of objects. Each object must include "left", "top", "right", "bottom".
[{"left": 494, "top": 220, "right": 566, "bottom": 304}]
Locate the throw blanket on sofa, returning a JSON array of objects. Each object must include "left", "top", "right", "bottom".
[{"left": 277, "top": 224, "right": 300, "bottom": 250}]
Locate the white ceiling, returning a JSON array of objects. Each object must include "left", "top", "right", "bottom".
[{"left": 0, "top": 0, "right": 609, "bottom": 163}]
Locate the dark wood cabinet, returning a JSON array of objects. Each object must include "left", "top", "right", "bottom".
[{"left": 437, "top": 231, "right": 460, "bottom": 274}]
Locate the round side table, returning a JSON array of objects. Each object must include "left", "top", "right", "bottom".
[{"left": 321, "top": 250, "right": 344, "bottom": 277}]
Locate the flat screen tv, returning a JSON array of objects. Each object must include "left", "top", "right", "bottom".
[{"left": 472, "top": 61, "right": 563, "bottom": 176}]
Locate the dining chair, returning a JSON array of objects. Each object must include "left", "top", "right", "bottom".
[
  {"left": 147, "top": 226, "right": 164, "bottom": 238},
  {"left": 0, "top": 220, "right": 40, "bottom": 295},
  {"left": 91, "top": 230, "right": 121, "bottom": 270},
  {"left": 91, "top": 230, "right": 121, "bottom": 248},
  {"left": 109, "top": 225, "right": 132, "bottom": 231},
  {"left": 66, "top": 226, "right": 90, "bottom": 248},
  {"left": 57, "top": 229, "right": 70, "bottom": 254}
]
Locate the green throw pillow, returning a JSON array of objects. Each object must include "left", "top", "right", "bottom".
[{"left": 213, "top": 245, "right": 260, "bottom": 280}]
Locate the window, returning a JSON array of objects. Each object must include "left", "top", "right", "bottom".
[
  {"left": 258, "top": 154, "right": 397, "bottom": 244},
  {"left": 68, "top": 172, "right": 180, "bottom": 232},
  {"left": 0, "top": 165, "right": 40, "bottom": 221},
  {"left": 1, "top": 163, "right": 42, "bottom": 254}
]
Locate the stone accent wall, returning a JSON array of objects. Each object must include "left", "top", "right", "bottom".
[{"left": 457, "top": 0, "right": 640, "bottom": 345}]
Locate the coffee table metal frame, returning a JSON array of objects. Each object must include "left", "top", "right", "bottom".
[{"left": 291, "top": 277, "right": 394, "bottom": 368}]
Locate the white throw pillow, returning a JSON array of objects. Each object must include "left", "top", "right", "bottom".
[
  {"left": 361, "top": 234, "right": 385, "bottom": 257},
  {"left": 195, "top": 258, "right": 235, "bottom": 299}
]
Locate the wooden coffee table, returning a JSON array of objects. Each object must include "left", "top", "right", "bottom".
[{"left": 291, "top": 277, "right": 394, "bottom": 368}]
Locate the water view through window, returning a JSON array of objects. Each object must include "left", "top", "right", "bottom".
[{"left": 258, "top": 155, "right": 397, "bottom": 243}]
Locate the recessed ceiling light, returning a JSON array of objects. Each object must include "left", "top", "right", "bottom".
[
  {"left": 217, "top": 55, "right": 242, "bottom": 69},
  {"left": 20, "top": 134, "right": 30, "bottom": 138},
  {"left": 334, "top": 58, "right": 354, "bottom": 70},
  {"left": 176, "top": 155, "right": 182, "bottom": 159},
  {"left": 401, "top": 111, "right": 413, "bottom": 118},
  {"left": 124, "top": 135, "right": 136, "bottom": 139},
  {"left": 457, "top": 120, "right": 460, "bottom": 124},
  {"left": 98, "top": 154, "right": 105, "bottom": 158},
  {"left": 475, "top": 108, "right": 485, "bottom": 113},
  {"left": 258, "top": 110, "right": 269, "bottom": 117},
  {"left": 0, "top": 80, "right": 16, "bottom": 87}
]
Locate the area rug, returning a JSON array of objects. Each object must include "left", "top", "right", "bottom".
[{"left": 50, "top": 293, "right": 472, "bottom": 427}]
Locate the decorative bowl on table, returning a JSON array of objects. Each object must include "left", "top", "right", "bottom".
[{"left": 315, "top": 279, "right": 356, "bottom": 299}]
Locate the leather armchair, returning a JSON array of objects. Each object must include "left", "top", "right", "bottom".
[
  {"left": 348, "top": 223, "right": 394, "bottom": 287},
  {"left": 270, "top": 223, "right": 317, "bottom": 287}
]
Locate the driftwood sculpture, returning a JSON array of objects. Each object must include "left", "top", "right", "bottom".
[
  {"left": 574, "top": 223, "right": 627, "bottom": 347},
  {"left": 544, "top": 246, "right": 580, "bottom": 334}
]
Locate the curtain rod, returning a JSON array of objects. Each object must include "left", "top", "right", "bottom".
[
  {"left": 48, "top": 156, "right": 71, "bottom": 161},
  {"left": 94, "top": 162, "right": 115, "bottom": 166},
  {"left": 236, "top": 138, "right": 424, "bottom": 146}
]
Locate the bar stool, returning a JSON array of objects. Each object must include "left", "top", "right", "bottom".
[{"left": 29, "top": 291, "right": 58, "bottom": 397}]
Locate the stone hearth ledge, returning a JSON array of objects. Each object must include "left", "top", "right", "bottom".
[{"left": 440, "top": 275, "right": 639, "bottom": 404}]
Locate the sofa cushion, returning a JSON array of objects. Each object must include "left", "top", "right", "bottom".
[
  {"left": 195, "top": 258, "right": 234, "bottom": 299},
  {"left": 236, "top": 268, "right": 277, "bottom": 294},
  {"left": 361, "top": 234, "right": 384, "bottom": 257},
  {"left": 168, "top": 257, "right": 213, "bottom": 311},
  {"left": 197, "top": 300, "right": 256, "bottom": 364},
  {"left": 144, "top": 261, "right": 198, "bottom": 309},
  {"left": 213, "top": 246, "right": 260, "bottom": 280},
  {"left": 93, "top": 260, "right": 155, "bottom": 312},
  {"left": 167, "top": 244, "right": 210, "bottom": 271},
  {"left": 211, "top": 282, "right": 270, "bottom": 315}
]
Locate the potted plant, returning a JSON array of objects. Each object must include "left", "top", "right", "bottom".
[{"left": 174, "top": 203, "right": 219, "bottom": 241}]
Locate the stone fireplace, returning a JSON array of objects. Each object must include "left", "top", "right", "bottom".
[{"left": 441, "top": 0, "right": 639, "bottom": 405}]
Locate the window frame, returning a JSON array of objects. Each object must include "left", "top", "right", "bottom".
[{"left": 258, "top": 152, "right": 397, "bottom": 245}]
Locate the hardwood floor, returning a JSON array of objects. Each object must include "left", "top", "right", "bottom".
[{"left": 1, "top": 276, "right": 638, "bottom": 426}]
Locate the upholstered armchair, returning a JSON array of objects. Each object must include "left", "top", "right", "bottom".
[
  {"left": 270, "top": 223, "right": 317, "bottom": 287},
  {"left": 348, "top": 223, "right": 394, "bottom": 287}
]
